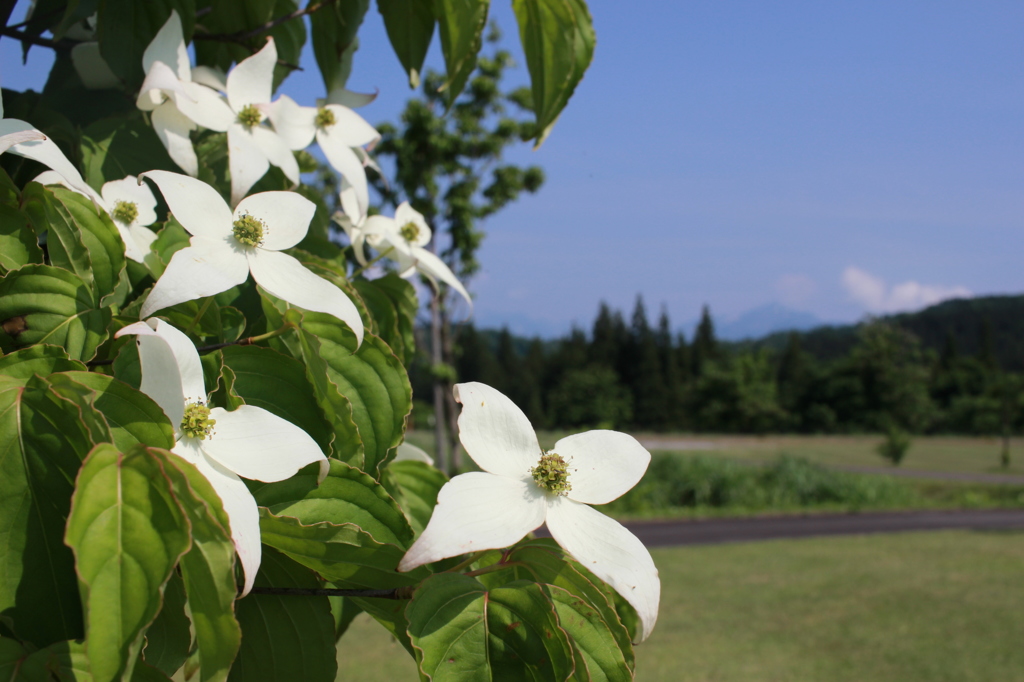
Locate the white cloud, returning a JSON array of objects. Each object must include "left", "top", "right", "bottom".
[
  {"left": 774, "top": 274, "right": 816, "bottom": 306},
  {"left": 842, "top": 266, "right": 971, "bottom": 314}
]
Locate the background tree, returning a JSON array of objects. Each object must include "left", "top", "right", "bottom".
[{"left": 370, "top": 25, "right": 545, "bottom": 472}]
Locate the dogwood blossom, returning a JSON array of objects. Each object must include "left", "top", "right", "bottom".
[
  {"left": 267, "top": 94, "right": 379, "bottom": 221},
  {"left": 116, "top": 318, "right": 329, "bottom": 596},
  {"left": 138, "top": 170, "right": 364, "bottom": 346},
  {"left": 338, "top": 199, "right": 471, "bottom": 309},
  {"left": 398, "top": 381, "right": 661, "bottom": 641},
  {"left": 0, "top": 89, "right": 96, "bottom": 198},
  {"left": 35, "top": 171, "right": 159, "bottom": 262},
  {"left": 136, "top": 10, "right": 235, "bottom": 176}
]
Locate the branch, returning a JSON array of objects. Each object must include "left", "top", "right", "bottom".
[
  {"left": 249, "top": 586, "right": 416, "bottom": 600},
  {"left": 193, "top": 0, "right": 339, "bottom": 44},
  {"left": 0, "top": 26, "right": 72, "bottom": 51}
]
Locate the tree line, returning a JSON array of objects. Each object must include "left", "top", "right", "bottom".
[{"left": 410, "top": 296, "right": 1024, "bottom": 441}]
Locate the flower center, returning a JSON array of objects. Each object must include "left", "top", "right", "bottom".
[
  {"left": 232, "top": 214, "right": 265, "bottom": 247},
  {"left": 180, "top": 401, "right": 216, "bottom": 439},
  {"left": 315, "top": 107, "right": 336, "bottom": 129},
  {"left": 531, "top": 451, "right": 572, "bottom": 496},
  {"left": 237, "top": 104, "right": 263, "bottom": 128},
  {"left": 399, "top": 221, "right": 420, "bottom": 242},
  {"left": 111, "top": 200, "right": 139, "bottom": 224}
]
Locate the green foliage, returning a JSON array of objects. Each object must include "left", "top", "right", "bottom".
[{"left": 876, "top": 424, "right": 912, "bottom": 466}]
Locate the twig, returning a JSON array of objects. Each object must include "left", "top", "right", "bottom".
[
  {"left": 193, "top": 0, "right": 339, "bottom": 44},
  {"left": 249, "top": 586, "right": 415, "bottom": 600},
  {"left": 0, "top": 26, "right": 71, "bottom": 51}
]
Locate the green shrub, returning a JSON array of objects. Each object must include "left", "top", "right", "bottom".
[{"left": 877, "top": 425, "right": 912, "bottom": 466}]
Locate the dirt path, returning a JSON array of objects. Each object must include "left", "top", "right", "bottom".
[{"left": 611, "top": 509, "right": 1024, "bottom": 548}]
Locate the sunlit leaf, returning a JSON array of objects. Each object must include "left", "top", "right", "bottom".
[
  {"left": 433, "top": 0, "right": 490, "bottom": 106},
  {"left": 377, "top": 0, "right": 435, "bottom": 88},
  {"left": 310, "top": 0, "right": 369, "bottom": 91},
  {"left": 142, "top": 571, "right": 192, "bottom": 678}
]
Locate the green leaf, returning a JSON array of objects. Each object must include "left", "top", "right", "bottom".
[
  {"left": 258, "top": 509, "right": 426, "bottom": 589},
  {"left": 18, "top": 639, "right": 176, "bottom": 681},
  {"left": 0, "top": 636, "right": 28, "bottom": 680},
  {"left": 363, "top": 273, "right": 417, "bottom": 360},
  {"left": 0, "top": 203, "right": 43, "bottom": 274},
  {"left": 512, "top": 0, "right": 595, "bottom": 147},
  {"left": 377, "top": 0, "right": 435, "bottom": 88},
  {"left": 380, "top": 460, "right": 447, "bottom": 537},
  {"left": 267, "top": 0, "right": 307, "bottom": 90},
  {"left": 546, "top": 584, "right": 633, "bottom": 682},
  {"left": 406, "top": 573, "right": 576, "bottom": 681},
  {"left": 228, "top": 549, "right": 337, "bottom": 682},
  {"left": 433, "top": 0, "right": 490, "bottom": 106},
  {"left": 352, "top": 274, "right": 419, "bottom": 365},
  {"left": 0, "top": 344, "right": 86, "bottom": 382},
  {"left": 81, "top": 114, "right": 179, "bottom": 189},
  {"left": 143, "top": 571, "right": 192, "bottom": 678},
  {"left": 218, "top": 345, "right": 334, "bottom": 457},
  {"left": 476, "top": 538, "right": 634, "bottom": 669},
  {"left": 65, "top": 443, "right": 192, "bottom": 682},
  {"left": 0, "top": 374, "right": 111, "bottom": 647},
  {"left": 96, "top": 0, "right": 196, "bottom": 91},
  {"left": 328, "top": 596, "right": 362, "bottom": 640},
  {"left": 310, "top": 0, "right": 369, "bottom": 92},
  {"left": 148, "top": 218, "right": 191, "bottom": 279},
  {"left": 58, "top": 371, "right": 176, "bottom": 450},
  {"left": 0, "top": 264, "right": 111, "bottom": 361},
  {"left": 251, "top": 459, "right": 414, "bottom": 547},
  {"left": 158, "top": 450, "right": 241, "bottom": 682},
  {"left": 50, "top": 183, "right": 127, "bottom": 308}
]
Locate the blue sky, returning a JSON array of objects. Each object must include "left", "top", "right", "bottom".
[{"left": 3, "top": 1, "right": 1022, "bottom": 337}]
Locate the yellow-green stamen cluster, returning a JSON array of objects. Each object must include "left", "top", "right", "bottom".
[
  {"left": 180, "top": 401, "right": 216, "bottom": 439},
  {"left": 232, "top": 214, "right": 265, "bottom": 247},
  {"left": 531, "top": 451, "right": 572, "bottom": 496},
  {"left": 111, "top": 200, "right": 139, "bottom": 224},
  {"left": 237, "top": 104, "right": 262, "bottom": 128},
  {"left": 315, "top": 107, "right": 336, "bottom": 128},
  {"left": 400, "top": 221, "right": 420, "bottom": 242}
]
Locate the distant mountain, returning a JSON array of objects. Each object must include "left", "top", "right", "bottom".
[
  {"left": 713, "top": 303, "right": 824, "bottom": 341},
  {"left": 748, "top": 294, "right": 1024, "bottom": 372}
]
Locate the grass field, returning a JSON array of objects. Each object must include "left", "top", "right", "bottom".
[
  {"left": 405, "top": 431, "right": 1024, "bottom": 478},
  {"left": 334, "top": 529, "right": 1024, "bottom": 682}
]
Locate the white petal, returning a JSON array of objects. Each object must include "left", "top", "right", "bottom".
[
  {"left": 227, "top": 124, "right": 270, "bottom": 206},
  {"left": 123, "top": 317, "right": 207, "bottom": 409},
  {"left": 116, "top": 222, "right": 146, "bottom": 263},
  {"left": 408, "top": 247, "right": 472, "bottom": 310},
  {"left": 452, "top": 382, "right": 539, "bottom": 478},
  {"left": 233, "top": 191, "right": 313, "bottom": 251},
  {"left": 141, "top": 170, "right": 232, "bottom": 239},
  {"left": 227, "top": 38, "right": 276, "bottom": 111},
  {"left": 316, "top": 131, "right": 368, "bottom": 218},
  {"left": 1, "top": 129, "right": 44, "bottom": 155},
  {"left": 0, "top": 119, "right": 95, "bottom": 198},
  {"left": 555, "top": 431, "right": 651, "bottom": 506},
  {"left": 137, "top": 60, "right": 190, "bottom": 109},
  {"left": 325, "top": 88, "right": 377, "bottom": 109},
  {"left": 150, "top": 104, "right": 199, "bottom": 176},
  {"left": 31, "top": 170, "right": 71, "bottom": 187},
  {"left": 250, "top": 126, "right": 299, "bottom": 184},
  {"left": 143, "top": 9, "right": 190, "bottom": 81},
  {"left": 201, "top": 405, "right": 327, "bottom": 481},
  {"left": 115, "top": 320, "right": 186, "bottom": 428},
  {"left": 101, "top": 175, "right": 158, "bottom": 226},
  {"left": 394, "top": 202, "right": 431, "bottom": 246},
  {"left": 174, "top": 82, "right": 234, "bottom": 132},
  {"left": 338, "top": 176, "right": 365, "bottom": 226},
  {"left": 247, "top": 249, "right": 364, "bottom": 347},
  {"left": 545, "top": 498, "right": 660, "bottom": 642},
  {"left": 141, "top": 238, "right": 249, "bottom": 318},
  {"left": 266, "top": 94, "right": 317, "bottom": 151},
  {"left": 394, "top": 442, "right": 434, "bottom": 465},
  {"left": 362, "top": 215, "right": 406, "bottom": 255},
  {"left": 398, "top": 472, "right": 546, "bottom": 571},
  {"left": 191, "top": 66, "right": 227, "bottom": 92},
  {"left": 183, "top": 441, "right": 262, "bottom": 597},
  {"left": 321, "top": 105, "right": 378, "bottom": 147},
  {"left": 126, "top": 224, "right": 158, "bottom": 261}
]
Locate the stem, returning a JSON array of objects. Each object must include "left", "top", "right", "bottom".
[
  {"left": 0, "top": 26, "right": 71, "bottom": 51},
  {"left": 194, "top": 0, "right": 339, "bottom": 44},
  {"left": 249, "top": 586, "right": 415, "bottom": 600},
  {"left": 182, "top": 297, "right": 214, "bottom": 336},
  {"left": 349, "top": 246, "right": 395, "bottom": 279}
]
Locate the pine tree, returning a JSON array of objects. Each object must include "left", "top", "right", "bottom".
[
  {"left": 657, "top": 307, "right": 682, "bottom": 428},
  {"left": 627, "top": 296, "right": 668, "bottom": 429},
  {"left": 691, "top": 304, "right": 719, "bottom": 378}
]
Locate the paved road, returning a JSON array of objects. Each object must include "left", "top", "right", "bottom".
[{"left": 614, "top": 509, "right": 1024, "bottom": 548}]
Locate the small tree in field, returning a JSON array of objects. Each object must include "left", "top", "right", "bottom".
[{"left": 877, "top": 423, "right": 912, "bottom": 466}]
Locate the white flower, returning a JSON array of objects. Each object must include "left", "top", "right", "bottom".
[
  {"left": 138, "top": 170, "right": 364, "bottom": 347},
  {"left": 136, "top": 10, "right": 235, "bottom": 177},
  {"left": 0, "top": 89, "right": 96, "bottom": 198},
  {"left": 116, "top": 318, "right": 329, "bottom": 596},
  {"left": 398, "top": 382, "right": 661, "bottom": 642},
  {"left": 218, "top": 38, "right": 300, "bottom": 206},
  {"left": 341, "top": 200, "right": 472, "bottom": 309},
  {"left": 267, "top": 94, "right": 379, "bottom": 222},
  {"left": 394, "top": 441, "right": 434, "bottom": 465},
  {"left": 35, "top": 171, "right": 159, "bottom": 263}
]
